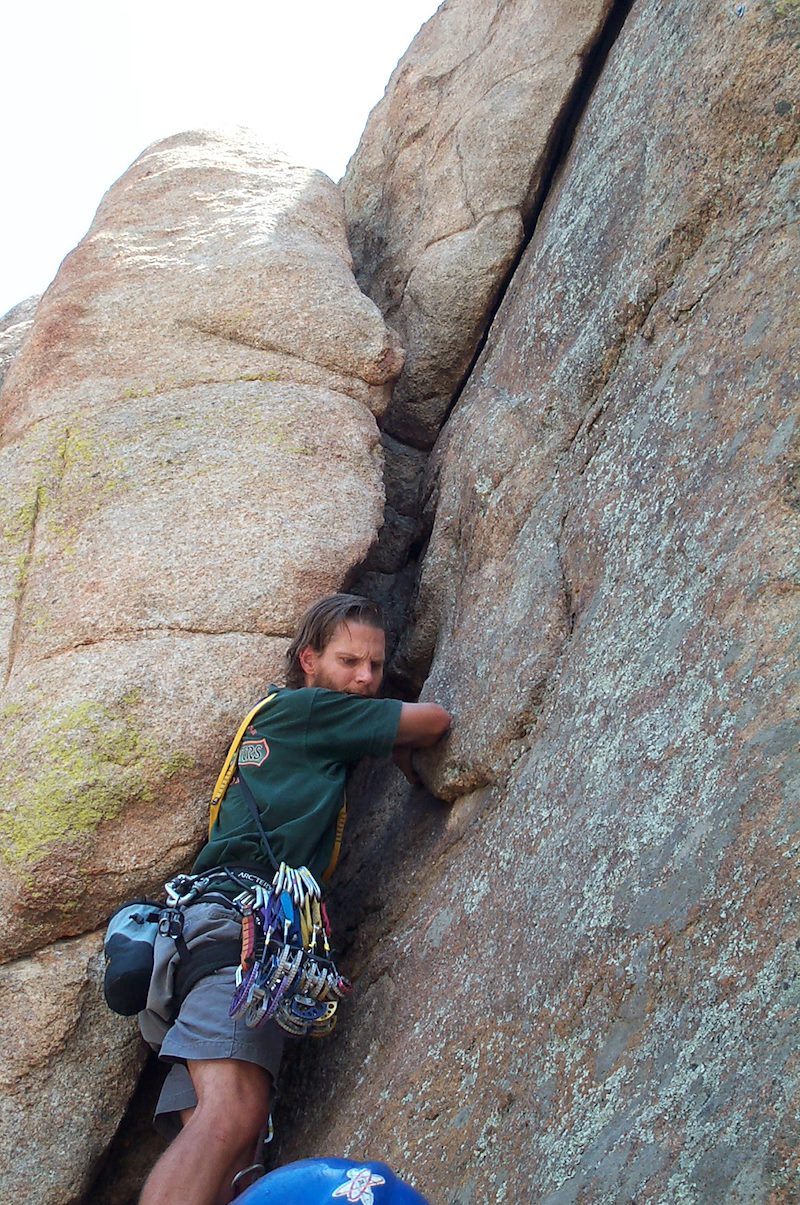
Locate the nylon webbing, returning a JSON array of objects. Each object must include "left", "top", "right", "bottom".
[
  {"left": 208, "top": 693, "right": 277, "bottom": 835},
  {"left": 237, "top": 770, "right": 281, "bottom": 872},
  {"left": 173, "top": 939, "right": 243, "bottom": 1008}
]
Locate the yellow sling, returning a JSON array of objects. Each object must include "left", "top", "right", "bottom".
[
  {"left": 207, "top": 691, "right": 347, "bottom": 880},
  {"left": 208, "top": 693, "right": 277, "bottom": 835}
]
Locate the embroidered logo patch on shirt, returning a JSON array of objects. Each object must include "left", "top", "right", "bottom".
[
  {"left": 332, "top": 1168, "right": 386, "bottom": 1203},
  {"left": 238, "top": 739, "right": 270, "bottom": 767}
]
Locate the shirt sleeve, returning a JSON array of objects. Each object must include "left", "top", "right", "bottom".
[{"left": 304, "top": 690, "right": 402, "bottom": 764}]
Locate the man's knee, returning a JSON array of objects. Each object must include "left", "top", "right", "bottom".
[{"left": 187, "top": 1059, "right": 271, "bottom": 1143}]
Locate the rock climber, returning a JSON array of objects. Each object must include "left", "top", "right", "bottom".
[{"left": 137, "top": 593, "right": 451, "bottom": 1205}]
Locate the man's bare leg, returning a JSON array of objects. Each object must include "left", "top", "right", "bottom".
[{"left": 139, "top": 1058, "right": 271, "bottom": 1205}]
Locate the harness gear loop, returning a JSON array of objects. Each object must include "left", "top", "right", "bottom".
[{"left": 228, "top": 861, "right": 351, "bottom": 1038}]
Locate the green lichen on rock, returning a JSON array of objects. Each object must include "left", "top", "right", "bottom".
[
  {"left": 0, "top": 424, "right": 118, "bottom": 595},
  {"left": 0, "top": 693, "right": 194, "bottom": 867},
  {"left": 44, "top": 427, "right": 128, "bottom": 553},
  {"left": 11, "top": 549, "right": 34, "bottom": 601},
  {"left": 0, "top": 484, "right": 44, "bottom": 600},
  {"left": 768, "top": 0, "right": 800, "bottom": 41},
  {"left": 1, "top": 495, "right": 39, "bottom": 546}
]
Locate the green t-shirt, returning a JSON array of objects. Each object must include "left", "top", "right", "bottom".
[{"left": 193, "top": 686, "right": 402, "bottom": 882}]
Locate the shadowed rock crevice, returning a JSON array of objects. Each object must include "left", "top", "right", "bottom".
[
  {"left": 350, "top": 0, "right": 638, "bottom": 656},
  {"left": 430, "top": 0, "right": 638, "bottom": 439},
  {"left": 83, "top": 1054, "right": 170, "bottom": 1205},
  {"left": 345, "top": 0, "right": 625, "bottom": 448}
]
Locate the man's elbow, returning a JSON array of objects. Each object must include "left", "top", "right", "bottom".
[
  {"left": 427, "top": 704, "right": 452, "bottom": 743},
  {"left": 396, "top": 702, "right": 452, "bottom": 748}
]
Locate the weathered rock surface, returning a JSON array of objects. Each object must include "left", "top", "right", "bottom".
[
  {"left": 274, "top": 2, "right": 800, "bottom": 1201},
  {"left": 0, "top": 931, "right": 145, "bottom": 1203},
  {"left": 86, "top": 1056, "right": 170, "bottom": 1205},
  {"left": 344, "top": 0, "right": 616, "bottom": 449},
  {"left": 0, "top": 129, "right": 403, "bottom": 964},
  {"left": 0, "top": 128, "right": 404, "bottom": 1205},
  {"left": 0, "top": 295, "right": 38, "bottom": 389}
]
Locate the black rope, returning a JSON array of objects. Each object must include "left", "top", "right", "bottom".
[{"left": 236, "top": 770, "right": 281, "bottom": 872}]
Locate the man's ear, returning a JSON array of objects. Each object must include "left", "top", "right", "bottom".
[{"left": 298, "top": 645, "right": 316, "bottom": 679}]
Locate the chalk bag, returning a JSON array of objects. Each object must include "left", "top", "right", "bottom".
[{"left": 103, "top": 899, "right": 168, "bottom": 1016}]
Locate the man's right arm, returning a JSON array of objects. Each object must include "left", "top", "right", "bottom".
[
  {"left": 395, "top": 702, "right": 452, "bottom": 748},
  {"left": 392, "top": 702, "right": 451, "bottom": 786}
]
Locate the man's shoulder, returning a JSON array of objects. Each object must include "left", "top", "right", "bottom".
[
  {"left": 263, "top": 685, "right": 401, "bottom": 733},
  {"left": 262, "top": 687, "right": 401, "bottom": 761},
  {"left": 262, "top": 685, "right": 388, "bottom": 717},
  {"left": 260, "top": 685, "right": 315, "bottom": 719}
]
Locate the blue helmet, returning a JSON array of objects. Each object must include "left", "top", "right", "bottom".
[{"left": 237, "top": 1158, "right": 431, "bottom": 1204}]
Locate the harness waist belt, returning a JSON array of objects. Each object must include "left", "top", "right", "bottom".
[{"left": 173, "top": 939, "right": 243, "bottom": 1008}]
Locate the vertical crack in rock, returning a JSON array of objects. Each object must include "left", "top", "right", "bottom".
[
  {"left": 436, "top": 0, "right": 638, "bottom": 434},
  {"left": 454, "top": 136, "right": 478, "bottom": 226},
  {"left": 2, "top": 426, "right": 71, "bottom": 688},
  {"left": 357, "top": 0, "right": 639, "bottom": 672},
  {"left": 557, "top": 507, "right": 577, "bottom": 639}
]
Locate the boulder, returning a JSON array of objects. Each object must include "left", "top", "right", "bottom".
[
  {"left": 0, "top": 128, "right": 403, "bottom": 961},
  {"left": 0, "top": 931, "right": 145, "bottom": 1203},
  {"left": 274, "top": 2, "right": 800, "bottom": 1201},
  {"left": 0, "top": 128, "right": 404, "bottom": 1205},
  {"left": 344, "top": 0, "right": 616, "bottom": 449}
]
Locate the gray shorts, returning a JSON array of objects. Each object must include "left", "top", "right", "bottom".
[{"left": 138, "top": 901, "right": 285, "bottom": 1138}]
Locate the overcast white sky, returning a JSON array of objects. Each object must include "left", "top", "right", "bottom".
[{"left": 1, "top": 0, "right": 440, "bottom": 318}]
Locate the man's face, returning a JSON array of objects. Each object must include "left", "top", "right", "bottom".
[{"left": 299, "top": 621, "right": 386, "bottom": 697}]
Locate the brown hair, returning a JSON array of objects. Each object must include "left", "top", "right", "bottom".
[{"left": 284, "top": 594, "right": 385, "bottom": 688}]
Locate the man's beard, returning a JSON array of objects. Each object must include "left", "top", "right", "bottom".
[{"left": 311, "top": 670, "right": 375, "bottom": 697}]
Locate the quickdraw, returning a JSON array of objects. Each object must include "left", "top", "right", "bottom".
[{"left": 229, "top": 861, "right": 352, "bottom": 1038}]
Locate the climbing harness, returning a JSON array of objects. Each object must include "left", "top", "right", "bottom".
[
  {"left": 104, "top": 690, "right": 352, "bottom": 1037},
  {"left": 130, "top": 860, "right": 352, "bottom": 1038},
  {"left": 103, "top": 869, "right": 253, "bottom": 1017}
]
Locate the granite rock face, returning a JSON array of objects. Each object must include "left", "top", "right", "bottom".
[
  {"left": 344, "top": 0, "right": 616, "bottom": 450},
  {"left": 0, "top": 130, "right": 404, "bottom": 1202},
  {"left": 0, "top": 129, "right": 403, "bottom": 964},
  {"left": 274, "top": 2, "right": 800, "bottom": 1201},
  {"left": 0, "top": 932, "right": 145, "bottom": 1204},
  {"left": 0, "top": 295, "right": 38, "bottom": 389}
]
